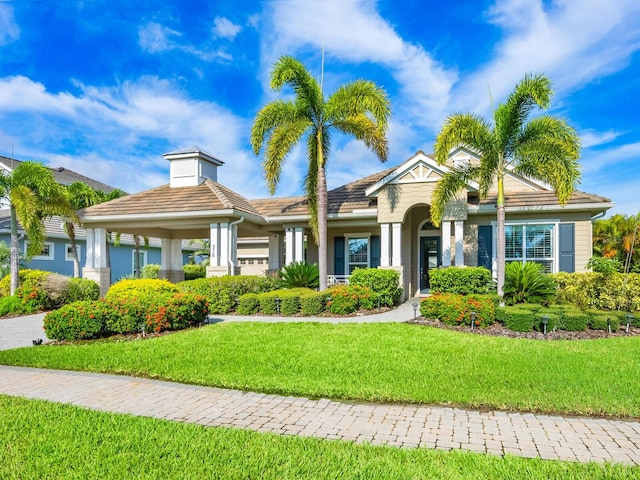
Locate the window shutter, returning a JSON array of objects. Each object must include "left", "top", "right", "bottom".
[
  {"left": 477, "top": 225, "right": 493, "bottom": 272},
  {"left": 559, "top": 223, "right": 575, "bottom": 273},
  {"left": 370, "top": 235, "right": 381, "bottom": 268},
  {"left": 334, "top": 236, "right": 345, "bottom": 275}
]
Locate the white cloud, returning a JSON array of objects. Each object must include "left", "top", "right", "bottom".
[
  {"left": 0, "top": 4, "right": 19, "bottom": 45},
  {"left": 580, "top": 129, "right": 623, "bottom": 149},
  {"left": 454, "top": 0, "right": 640, "bottom": 115},
  {"left": 138, "top": 22, "right": 182, "bottom": 54},
  {"left": 212, "top": 17, "right": 241, "bottom": 41}
]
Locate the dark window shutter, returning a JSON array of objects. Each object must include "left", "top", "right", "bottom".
[
  {"left": 477, "top": 225, "right": 493, "bottom": 271},
  {"left": 334, "top": 236, "right": 345, "bottom": 275},
  {"left": 559, "top": 223, "right": 575, "bottom": 273},
  {"left": 370, "top": 236, "right": 380, "bottom": 268}
]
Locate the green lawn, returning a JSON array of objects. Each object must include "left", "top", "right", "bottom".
[
  {"left": 1, "top": 322, "right": 639, "bottom": 417},
  {"left": 1, "top": 395, "right": 635, "bottom": 480}
]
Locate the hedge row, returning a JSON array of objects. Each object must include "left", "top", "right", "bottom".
[
  {"left": 420, "top": 293, "right": 497, "bottom": 327},
  {"left": 552, "top": 272, "right": 640, "bottom": 312}
]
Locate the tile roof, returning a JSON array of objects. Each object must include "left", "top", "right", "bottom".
[
  {"left": 470, "top": 190, "right": 612, "bottom": 208},
  {"left": 82, "top": 179, "right": 261, "bottom": 218}
]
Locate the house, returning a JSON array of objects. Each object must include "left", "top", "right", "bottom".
[
  {"left": 0, "top": 155, "right": 195, "bottom": 281},
  {"left": 79, "top": 146, "right": 613, "bottom": 297}
]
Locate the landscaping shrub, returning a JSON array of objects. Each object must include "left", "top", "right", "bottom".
[
  {"left": 104, "top": 292, "right": 170, "bottom": 334},
  {"left": 420, "top": 293, "right": 495, "bottom": 327},
  {"left": 178, "top": 275, "right": 280, "bottom": 314},
  {"left": 0, "top": 295, "right": 26, "bottom": 316},
  {"left": 237, "top": 293, "right": 260, "bottom": 315},
  {"left": 559, "top": 312, "right": 589, "bottom": 332},
  {"left": 107, "top": 278, "right": 179, "bottom": 298},
  {"left": 551, "top": 272, "right": 640, "bottom": 312},
  {"left": 141, "top": 264, "right": 160, "bottom": 279},
  {"left": 0, "top": 269, "right": 51, "bottom": 298},
  {"left": 41, "top": 274, "right": 71, "bottom": 308},
  {"left": 156, "top": 292, "right": 209, "bottom": 331},
  {"left": 498, "top": 307, "right": 535, "bottom": 332},
  {"left": 183, "top": 264, "right": 206, "bottom": 280},
  {"left": 590, "top": 315, "right": 620, "bottom": 332},
  {"left": 533, "top": 312, "right": 560, "bottom": 333},
  {"left": 259, "top": 291, "right": 280, "bottom": 315},
  {"left": 279, "top": 261, "right": 319, "bottom": 289},
  {"left": 349, "top": 268, "right": 403, "bottom": 306},
  {"left": 327, "top": 285, "right": 375, "bottom": 315},
  {"left": 43, "top": 300, "right": 109, "bottom": 341},
  {"left": 300, "top": 291, "right": 327, "bottom": 316},
  {"left": 280, "top": 292, "right": 301, "bottom": 316},
  {"left": 66, "top": 278, "right": 100, "bottom": 303},
  {"left": 503, "top": 262, "right": 555, "bottom": 306},
  {"left": 428, "top": 267, "right": 494, "bottom": 295}
]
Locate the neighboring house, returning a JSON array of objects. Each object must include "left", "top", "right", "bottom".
[
  {"left": 0, "top": 155, "right": 195, "bottom": 282},
  {"left": 80, "top": 146, "right": 613, "bottom": 297}
]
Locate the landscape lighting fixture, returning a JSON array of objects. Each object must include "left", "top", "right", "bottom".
[
  {"left": 470, "top": 311, "right": 477, "bottom": 330},
  {"left": 412, "top": 302, "right": 419, "bottom": 321},
  {"left": 542, "top": 315, "right": 549, "bottom": 336}
]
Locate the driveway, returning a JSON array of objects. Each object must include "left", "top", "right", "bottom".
[{"left": 0, "top": 313, "right": 48, "bottom": 351}]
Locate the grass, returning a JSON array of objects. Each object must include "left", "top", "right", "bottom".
[
  {"left": 1, "top": 395, "right": 636, "bottom": 479},
  {"left": 1, "top": 323, "right": 639, "bottom": 417}
]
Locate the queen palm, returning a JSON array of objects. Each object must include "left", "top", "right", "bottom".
[
  {"left": 431, "top": 73, "right": 581, "bottom": 297},
  {"left": 251, "top": 56, "right": 390, "bottom": 291},
  {"left": 0, "top": 161, "right": 76, "bottom": 295},
  {"left": 64, "top": 182, "right": 101, "bottom": 278}
]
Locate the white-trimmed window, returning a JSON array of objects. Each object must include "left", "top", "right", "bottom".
[
  {"left": 505, "top": 224, "right": 554, "bottom": 273},
  {"left": 26, "top": 242, "right": 54, "bottom": 260},
  {"left": 65, "top": 244, "right": 80, "bottom": 262},
  {"left": 346, "top": 236, "right": 369, "bottom": 274},
  {"left": 132, "top": 250, "right": 147, "bottom": 275}
]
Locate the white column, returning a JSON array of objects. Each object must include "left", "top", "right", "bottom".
[
  {"left": 285, "top": 228, "right": 294, "bottom": 265},
  {"left": 380, "top": 223, "right": 390, "bottom": 267},
  {"left": 442, "top": 221, "right": 451, "bottom": 267},
  {"left": 268, "top": 234, "right": 282, "bottom": 270},
  {"left": 455, "top": 220, "right": 464, "bottom": 266},
  {"left": 94, "top": 228, "right": 107, "bottom": 268},
  {"left": 85, "top": 228, "right": 95, "bottom": 268},
  {"left": 391, "top": 222, "right": 402, "bottom": 266},
  {"left": 219, "top": 222, "right": 230, "bottom": 268},
  {"left": 294, "top": 227, "right": 304, "bottom": 262},
  {"left": 161, "top": 238, "right": 183, "bottom": 270}
]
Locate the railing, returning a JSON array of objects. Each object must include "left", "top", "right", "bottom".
[{"left": 327, "top": 275, "right": 350, "bottom": 286}]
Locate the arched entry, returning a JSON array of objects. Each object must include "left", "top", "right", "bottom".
[{"left": 418, "top": 220, "right": 441, "bottom": 294}]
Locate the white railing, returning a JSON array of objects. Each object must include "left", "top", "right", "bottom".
[{"left": 327, "top": 275, "right": 350, "bottom": 286}]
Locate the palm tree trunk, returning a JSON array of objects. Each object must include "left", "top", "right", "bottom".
[
  {"left": 496, "top": 174, "right": 506, "bottom": 299},
  {"left": 9, "top": 207, "right": 19, "bottom": 296},
  {"left": 66, "top": 222, "right": 80, "bottom": 278},
  {"left": 134, "top": 235, "right": 141, "bottom": 279},
  {"left": 317, "top": 132, "right": 328, "bottom": 292}
]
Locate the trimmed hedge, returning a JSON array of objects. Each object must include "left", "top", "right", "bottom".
[
  {"left": 420, "top": 293, "right": 495, "bottom": 327},
  {"left": 551, "top": 272, "right": 640, "bottom": 312},
  {"left": 428, "top": 267, "right": 494, "bottom": 295},
  {"left": 43, "top": 300, "right": 109, "bottom": 341},
  {"left": 590, "top": 315, "right": 621, "bottom": 332},
  {"left": 237, "top": 293, "right": 260, "bottom": 315},
  {"left": 349, "top": 268, "right": 402, "bottom": 306},
  {"left": 328, "top": 285, "right": 377, "bottom": 315},
  {"left": 300, "top": 291, "right": 327, "bottom": 316},
  {"left": 183, "top": 264, "right": 206, "bottom": 281}
]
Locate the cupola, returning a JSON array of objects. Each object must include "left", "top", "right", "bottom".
[{"left": 163, "top": 146, "right": 224, "bottom": 187}]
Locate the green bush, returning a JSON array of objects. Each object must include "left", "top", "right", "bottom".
[
  {"left": 428, "top": 267, "right": 494, "bottom": 295},
  {"left": 590, "top": 315, "right": 620, "bottom": 332},
  {"left": 559, "top": 312, "right": 589, "bottom": 332},
  {"left": 551, "top": 272, "right": 640, "bottom": 312},
  {"left": 533, "top": 312, "right": 560, "bottom": 332},
  {"left": 0, "top": 295, "right": 26, "bottom": 316},
  {"left": 280, "top": 292, "right": 301, "bottom": 316},
  {"left": 153, "top": 292, "right": 209, "bottom": 331},
  {"left": 178, "top": 275, "right": 280, "bottom": 314},
  {"left": 43, "top": 300, "right": 108, "bottom": 341},
  {"left": 503, "top": 262, "right": 556, "bottom": 306},
  {"left": 141, "top": 264, "right": 160, "bottom": 279},
  {"left": 300, "top": 291, "right": 327, "bottom": 316},
  {"left": 499, "top": 307, "right": 535, "bottom": 332},
  {"left": 107, "top": 278, "right": 179, "bottom": 298},
  {"left": 279, "top": 261, "right": 319, "bottom": 289},
  {"left": 66, "top": 278, "right": 100, "bottom": 303},
  {"left": 420, "top": 293, "right": 495, "bottom": 327},
  {"left": 237, "top": 293, "right": 260, "bottom": 315},
  {"left": 327, "top": 285, "right": 375, "bottom": 315},
  {"left": 349, "top": 268, "right": 403, "bottom": 306},
  {"left": 183, "top": 264, "right": 206, "bottom": 281},
  {"left": 259, "top": 291, "right": 280, "bottom": 315},
  {"left": 0, "top": 269, "right": 51, "bottom": 298}
]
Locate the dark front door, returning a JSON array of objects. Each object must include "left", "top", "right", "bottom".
[{"left": 420, "top": 237, "right": 440, "bottom": 292}]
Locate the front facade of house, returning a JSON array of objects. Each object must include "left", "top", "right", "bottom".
[{"left": 80, "top": 146, "right": 613, "bottom": 297}]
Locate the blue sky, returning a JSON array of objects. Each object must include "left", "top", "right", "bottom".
[{"left": 0, "top": 0, "right": 638, "bottom": 216}]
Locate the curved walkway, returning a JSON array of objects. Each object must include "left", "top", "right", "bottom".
[{"left": 1, "top": 365, "right": 639, "bottom": 466}]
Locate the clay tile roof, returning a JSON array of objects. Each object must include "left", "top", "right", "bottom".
[
  {"left": 250, "top": 166, "right": 397, "bottom": 217},
  {"left": 471, "top": 190, "right": 612, "bottom": 208},
  {"left": 82, "top": 179, "right": 261, "bottom": 217}
]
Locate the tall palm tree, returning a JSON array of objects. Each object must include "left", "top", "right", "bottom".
[
  {"left": 64, "top": 182, "right": 101, "bottom": 278},
  {"left": 0, "top": 161, "right": 76, "bottom": 295},
  {"left": 251, "top": 55, "right": 390, "bottom": 290},
  {"left": 431, "top": 73, "right": 581, "bottom": 297}
]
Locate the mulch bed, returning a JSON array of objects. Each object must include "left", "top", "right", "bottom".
[{"left": 408, "top": 317, "right": 639, "bottom": 340}]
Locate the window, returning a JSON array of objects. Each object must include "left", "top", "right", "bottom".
[
  {"left": 65, "top": 244, "right": 80, "bottom": 262},
  {"left": 347, "top": 237, "right": 369, "bottom": 274},
  {"left": 505, "top": 224, "right": 554, "bottom": 272},
  {"left": 26, "top": 242, "right": 54, "bottom": 260},
  {"left": 248, "top": 259, "right": 254, "bottom": 264},
  {"left": 239, "top": 259, "right": 246, "bottom": 265},
  {"left": 132, "top": 250, "right": 147, "bottom": 275}
]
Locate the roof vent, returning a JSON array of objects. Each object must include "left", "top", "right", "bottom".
[{"left": 163, "top": 146, "right": 224, "bottom": 188}]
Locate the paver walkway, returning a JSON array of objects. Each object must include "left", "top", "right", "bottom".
[{"left": 1, "top": 365, "right": 639, "bottom": 466}]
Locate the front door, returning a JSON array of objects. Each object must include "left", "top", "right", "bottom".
[{"left": 419, "top": 237, "right": 440, "bottom": 292}]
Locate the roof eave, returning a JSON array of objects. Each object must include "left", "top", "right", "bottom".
[{"left": 467, "top": 202, "right": 615, "bottom": 214}]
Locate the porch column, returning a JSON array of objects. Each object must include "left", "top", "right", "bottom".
[
  {"left": 294, "top": 227, "right": 304, "bottom": 262},
  {"left": 267, "top": 234, "right": 283, "bottom": 275},
  {"left": 391, "top": 222, "right": 402, "bottom": 266},
  {"left": 207, "top": 222, "right": 231, "bottom": 277},
  {"left": 229, "top": 222, "right": 240, "bottom": 275},
  {"left": 160, "top": 238, "right": 185, "bottom": 283},
  {"left": 442, "top": 221, "right": 451, "bottom": 267},
  {"left": 454, "top": 220, "right": 464, "bottom": 266},
  {"left": 380, "top": 223, "right": 390, "bottom": 267},
  {"left": 82, "top": 227, "right": 110, "bottom": 296},
  {"left": 209, "top": 223, "right": 220, "bottom": 267},
  {"left": 285, "top": 228, "right": 294, "bottom": 265}
]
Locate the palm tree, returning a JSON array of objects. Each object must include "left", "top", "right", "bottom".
[
  {"left": 431, "top": 73, "right": 581, "bottom": 297},
  {"left": 64, "top": 182, "right": 101, "bottom": 278},
  {"left": 0, "top": 161, "right": 76, "bottom": 295},
  {"left": 251, "top": 55, "right": 390, "bottom": 291}
]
